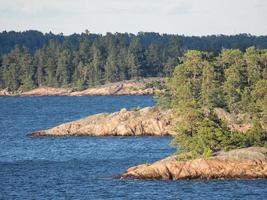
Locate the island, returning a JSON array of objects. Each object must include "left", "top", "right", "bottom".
[
  {"left": 28, "top": 48, "right": 267, "bottom": 181},
  {"left": 118, "top": 48, "right": 267, "bottom": 180}
]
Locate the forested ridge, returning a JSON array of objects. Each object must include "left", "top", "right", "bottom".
[
  {"left": 1, "top": 30, "right": 267, "bottom": 91},
  {"left": 157, "top": 47, "right": 267, "bottom": 159}
]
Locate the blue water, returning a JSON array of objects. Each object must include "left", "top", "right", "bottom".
[{"left": 0, "top": 96, "right": 266, "bottom": 200}]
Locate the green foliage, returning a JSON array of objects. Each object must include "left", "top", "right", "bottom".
[
  {"left": 145, "top": 79, "right": 164, "bottom": 90},
  {"left": 252, "top": 80, "right": 267, "bottom": 114},
  {"left": 173, "top": 117, "right": 226, "bottom": 158},
  {"left": 244, "top": 122, "right": 267, "bottom": 147},
  {"left": 173, "top": 116, "right": 267, "bottom": 159},
  {"left": 201, "top": 61, "right": 223, "bottom": 108},
  {"left": 222, "top": 122, "right": 267, "bottom": 150},
  {"left": 166, "top": 48, "right": 267, "bottom": 159},
  {"left": 244, "top": 47, "right": 262, "bottom": 86},
  {"left": 155, "top": 89, "right": 172, "bottom": 109},
  {"left": 0, "top": 33, "right": 182, "bottom": 90},
  {"left": 2, "top": 32, "right": 267, "bottom": 91},
  {"left": 203, "top": 147, "right": 213, "bottom": 159},
  {"left": 2, "top": 31, "right": 267, "bottom": 57},
  {"left": 1, "top": 46, "right": 36, "bottom": 91}
]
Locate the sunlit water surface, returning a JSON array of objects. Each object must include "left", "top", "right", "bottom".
[{"left": 0, "top": 96, "right": 266, "bottom": 200}]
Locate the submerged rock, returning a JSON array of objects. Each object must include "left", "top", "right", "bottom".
[
  {"left": 29, "top": 107, "right": 173, "bottom": 137},
  {"left": 119, "top": 147, "right": 267, "bottom": 180}
]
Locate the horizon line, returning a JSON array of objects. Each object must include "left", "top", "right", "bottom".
[{"left": 1, "top": 29, "right": 267, "bottom": 37}]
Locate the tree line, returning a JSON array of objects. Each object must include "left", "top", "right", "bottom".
[
  {"left": 1, "top": 31, "right": 267, "bottom": 91},
  {"left": 0, "top": 33, "right": 181, "bottom": 91},
  {"left": 157, "top": 47, "right": 267, "bottom": 159}
]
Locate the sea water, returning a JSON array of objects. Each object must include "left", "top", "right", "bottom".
[{"left": 0, "top": 96, "right": 266, "bottom": 200}]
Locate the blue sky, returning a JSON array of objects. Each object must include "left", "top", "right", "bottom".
[{"left": 0, "top": 0, "right": 267, "bottom": 35}]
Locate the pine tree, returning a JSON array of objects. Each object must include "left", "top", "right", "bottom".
[
  {"left": 19, "top": 47, "right": 36, "bottom": 91},
  {"left": 1, "top": 46, "right": 23, "bottom": 90},
  {"left": 105, "top": 48, "right": 119, "bottom": 83},
  {"left": 220, "top": 49, "right": 245, "bottom": 111},
  {"left": 90, "top": 44, "right": 105, "bottom": 86},
  {"left": 201, "top": 61, "right": 221, "bottom": 108},
  {"left": 127, "top": 37, "right": 144, "bottom": 79},
  {"left": 145, "top": 44, "right": 163, "bottom": 76},
  {"left": 244, "top": 47, "right": 261, "bottom": 86},
  {"left": 56, "top": 48, "right": 73, "bottom": 86}
]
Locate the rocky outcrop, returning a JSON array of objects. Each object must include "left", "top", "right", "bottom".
[
  {"left": 119, "top": 147, "right": 267, "bottom": 180},
  {"left": 1, "top": 79, "right": 162, "bottom": 96},
  {"left": 0, "top": 88, "right": 14, "bottom": 96},
  {"left": 213, "top": 108, "right": 253, "bottom": 133},
  {"left": 70, "top": 81, "right": 155, "bottom": 96},
  {"left": 21, "top": 87, "right": 72, "bottom": 96},
  {"left": 29, "top": 107, "right": 174, "bottom": 137},
  {"left": 28, "top": 106, "right": 264, "bottom": 137}
]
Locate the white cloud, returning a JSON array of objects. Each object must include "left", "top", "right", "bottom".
[{"left": 0, "top": 0, "right": 266, "bottom": 35}]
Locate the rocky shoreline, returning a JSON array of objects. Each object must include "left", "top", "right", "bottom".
[
  {"left": 26, "top": 104, "right": 267, "bottom": 180},
  {"left": 119, "top": 147, "right": 267, "bottom": 180},
  {"left": 28, "top": 106, "right": 256, "bottom": 137},
  {"left": 28, "top": 107, "right": 174, "bottom": 137},
  {"left": 0, "top": 79, "right": 161, "bottom": 97}
]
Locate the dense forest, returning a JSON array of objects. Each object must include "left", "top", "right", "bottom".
[
  {"left": 1, "top": 30, "right": 267, "bottom": 91},
  {"left": 157, "top": 47, "right": 267, "bottom": 159}
]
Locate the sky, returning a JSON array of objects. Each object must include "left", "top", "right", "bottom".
[{"left": 0, "top": 0, "right": 267, "bottom": 36}]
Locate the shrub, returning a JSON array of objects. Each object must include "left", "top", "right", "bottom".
[{"left": 173, "top": 115, "right": 267, "bottom": 159}]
